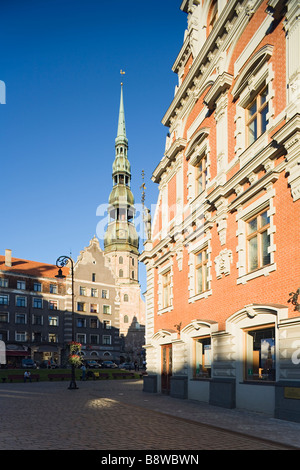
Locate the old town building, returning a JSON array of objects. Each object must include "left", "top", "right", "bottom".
[
  {"left": 0, "top": 86, "right": 145, "bottom": 368},
  {"left": 140, "top": 0, "right": 300, "bottom": 422}
]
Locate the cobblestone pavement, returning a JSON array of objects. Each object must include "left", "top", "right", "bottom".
[{"left": 0, "top": 379, "right": 299, "bottom": 451}]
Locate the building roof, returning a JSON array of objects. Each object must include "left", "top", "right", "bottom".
[{"left": 0, "top": 255, "right": 70, "bottom": 279}]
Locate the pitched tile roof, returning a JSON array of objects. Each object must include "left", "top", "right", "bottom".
[{"left": 0, "top": 256, "right": 70, "bottom": 279}]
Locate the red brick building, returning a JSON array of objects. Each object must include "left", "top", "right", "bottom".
[{"left": 140, "top": 0, "right": 300, "bottom": 422}]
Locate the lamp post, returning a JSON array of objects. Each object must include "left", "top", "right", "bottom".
[{"left": 56, "top": 255, "right": 78, "bottom": 390}]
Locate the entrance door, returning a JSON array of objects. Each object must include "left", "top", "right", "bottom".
[{"left": 161, "top": 344, "right": 172, "bottom": 394}]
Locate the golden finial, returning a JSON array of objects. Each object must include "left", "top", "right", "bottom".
[{"left": 120, "top": 69, "right": 125, "bottom": 85}]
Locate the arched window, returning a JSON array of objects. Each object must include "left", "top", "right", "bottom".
[
  {"left": 124, "top": 294, "right": 129, "bottom": 302},
  {"left": 124, "top": 315, "right": 129, "bottom": 323},
  {"left": 119, "top": 269, "right": 123, "bottom": 278},
  {"left": 119, "top": 256, "right": 123, "bottom": 264}
]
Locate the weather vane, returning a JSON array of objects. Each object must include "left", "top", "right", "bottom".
[
  {"left": 120, "top": 69, "right": 125, "bottom": 85},
  {"left": 140, "top": 169, "right": 146, "bottom": 208}
]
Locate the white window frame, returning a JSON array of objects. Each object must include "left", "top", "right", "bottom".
[
  {"left": 17, "top": 280, "right": 26, "bottom": 290},
  {"left": 90, "top": 303, "right": 98, "bottom": 313},
  {"left": 49, "top": 300, "right": 58, "bottom": 310},
  {"left": 102, "top": 335, "right": 112, "bottom": 345},
  {"left": 76, "top": 334, "right": 86, "bottom": 344},
  {"left": 15, "top": 331, "right": 27, "bottom": 342},
  {"left": 33, "top": 297, "right": 43, "bottom": 309},
  {"left": 233, "top": 48, "right": 274, "bottom": 166},
  {"left": 188, "top": 235, "right": 212, "bottom": 302},
  {"left": 102, "top": 289, "right": 109, "bottom": 299},
  {"left": 49, "top": 333, "right": 58, "bottom": 343},
  {"left": 50, "top": 284, "right": 57, "bottom": 294},
  {"left": 157, "top": 262, "right": 173, "bottom": 314},
  {"left": 0, "top": 294, "right": 9, "bottom": 305},
  {"left": 236, "top": 191, "right": 276, "bottom": 284},
  {"left": 187, "top": 135, "right": 211, "bottom": 204},
  {"left": 15, "top": 313, "right": 27, "bottom": 324},
  {"left": 90, "top": 334, "right": 99, "bottom": 345},
  {"left": 48, "top": 315, "right": 59, "bottom": 327},
  {"left": 103, "top": 305, "right": 111, "bottom": 315},
  {"left": 103, "top": 320, "right": 111, "bottom": 330},
  {"left": 91, "top": 288, "right": 98, "bottom": 298},
  {"left": 16, "top": 295, "right": 27, "bottom": 307},
  {"left": 33, "top": 282, "right": 42, "bottom": 292},
  {"left": 0, "top": 278, "right": 8, "bottom": 288}
]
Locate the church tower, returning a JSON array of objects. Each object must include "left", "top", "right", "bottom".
[
  {"left": 104, "top": 83, "right": 145, "bottom": 354},
  {"left": 104, "top": 83, "right": 139, "bottom": 282}
]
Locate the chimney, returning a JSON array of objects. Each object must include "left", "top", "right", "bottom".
[{"left": 5, "top": 249, "right": 12, "bottom": 267}]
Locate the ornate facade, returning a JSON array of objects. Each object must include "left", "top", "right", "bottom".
[{"left": 140, "top": 0, "right": 300, "bottom": 422}]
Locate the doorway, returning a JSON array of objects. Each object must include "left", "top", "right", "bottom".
[{"left": 161, "top": 344, "right": 172, "bottom": 394}]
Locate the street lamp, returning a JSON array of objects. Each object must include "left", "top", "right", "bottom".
[{"left": 56, "top": 255, "right": 78, "bottom": 390}]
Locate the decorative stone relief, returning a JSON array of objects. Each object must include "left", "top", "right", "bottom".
[{"left": 214, "top": 249, "right": 233, "bottom": 279}]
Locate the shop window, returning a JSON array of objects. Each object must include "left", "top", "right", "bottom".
[
  {"left": 194, "top": 337, "right": 211, "bottom": 378},
  {"left": 244, "top": 326, "right": 275, "bottom": 381},
  {"left": 246, "top": 208, "right": 270, "bottom": 272}
]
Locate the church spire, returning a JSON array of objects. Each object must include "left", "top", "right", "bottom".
[
  {"left": 116, "top": 83, "right": 128, "bottom": 147},
  {"left": 104, "top": 82, "right": 139, "bottom": 256}
]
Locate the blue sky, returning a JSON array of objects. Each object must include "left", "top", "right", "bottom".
[{"left": 0, "top": 0, "right": 187, "bottom": 293}]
